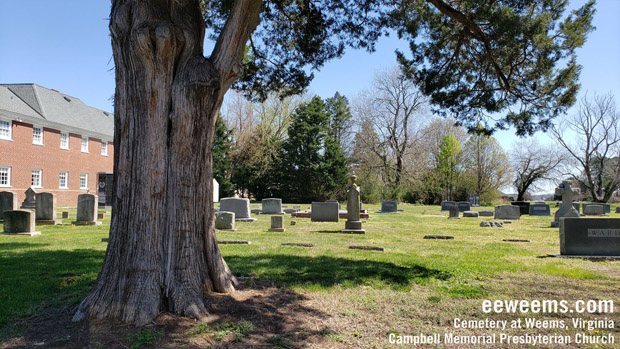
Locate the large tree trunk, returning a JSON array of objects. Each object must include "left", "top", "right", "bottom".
[{"left": 73, "top": 0, "right": 261, "bottom": 326}]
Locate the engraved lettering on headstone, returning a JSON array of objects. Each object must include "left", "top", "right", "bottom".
[{"left": 587, "top": 229, "right": 620, "bottom": 238}]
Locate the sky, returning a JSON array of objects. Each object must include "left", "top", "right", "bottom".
[{"left": 1, "top": 0, "right": 619, "bottom": 153}]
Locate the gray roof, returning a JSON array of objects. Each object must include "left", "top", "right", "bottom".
[{"left": 0, "top": 83, "right": 113, "bottom": 139}]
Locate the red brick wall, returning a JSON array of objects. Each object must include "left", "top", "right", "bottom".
[{"left": 0, "top": 120, "right": 113, "bottom": 206}]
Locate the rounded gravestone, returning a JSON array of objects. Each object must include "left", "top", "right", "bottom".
[
  {"left": 215, "top": 211, "right": 236, "bottom": 231},
  {"left": 261, "top": 198, "right": 284, "bottom": 214}
]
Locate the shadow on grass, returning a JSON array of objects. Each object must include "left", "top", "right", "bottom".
[
  {"left": 0, "top": 248, "right": 105, "bottom": 329},
  {"left": 225, "top": 254, "right": 451, "bottom": 290}
]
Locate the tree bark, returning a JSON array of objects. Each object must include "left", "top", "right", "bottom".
[{"left": 73, "top": 0, "right": 261, "bottom": 326}]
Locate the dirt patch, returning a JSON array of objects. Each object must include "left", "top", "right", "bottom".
[{"left": 1, "top": 279, "right": 336, "bottom": 348}]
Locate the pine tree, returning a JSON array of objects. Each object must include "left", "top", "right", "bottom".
[
  {"left": 212, "top": 115, "right": 235, "bottom": 197},
  {"left": 281, "top": 96, "right": 349, "bottom": 202}
]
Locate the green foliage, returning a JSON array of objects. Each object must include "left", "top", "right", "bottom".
[
  {"left": 213, "top": 115, "right": 235, "bottom": 197},
  {"left": 394, "top": 0, "right": 595, "bottom": 135},
  {"left": 437, "top": 133, "right": 462, "bottom": 200},
  {"left": 280, "top": 95, "right": 349, "bottom": 202},
  {"left": 202, "top": 1, "right": 595, "bottom": 134},
  {"left": 325, "top": 92, "right": 353, "bottom": 151},
  {"left": 127, "top": 328, "right": 164, "bottom": 349}
]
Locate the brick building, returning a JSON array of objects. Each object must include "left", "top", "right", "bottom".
[{"left": 0, "top": 83, "right": 113, "bottom": 206}]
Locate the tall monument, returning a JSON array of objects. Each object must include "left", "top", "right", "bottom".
[{"left": 342, "top": 175, "right": 365, "bottom": 234}]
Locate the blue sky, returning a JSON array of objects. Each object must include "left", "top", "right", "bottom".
[{"left": 1, "top": 0, "right": 618, "bottom": 151}]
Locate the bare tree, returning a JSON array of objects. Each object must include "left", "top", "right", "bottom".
[
  {"left": 353, "top": 67, "right": 429, "bottom": 192},
  {"left": 462, "top": 134, "right": 511, "bottom": 201},
  {"left": 551, "top": 93, "right": 620, "bottom": 202},
  {"left": 510, "top": 138, "right": 564, "bottom": 201}
]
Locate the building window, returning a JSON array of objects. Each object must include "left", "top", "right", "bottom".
[
  {"left": 59, "top": 171, "right": 68, "bottom": 189},
  {"left": 60, "top": 132, "right": 69, "bottom": 149},
  {"left": 81, "top": 136, "right": 89, "bottom": 152},
  {"left": 0, "top": 167, "right": 10, "bottom": 187},
  {"left": 101, "top": 141, "right": 108, "bottom": 156},
  {"left": 31, "top": 169, "right": 42, "bottom": 188},
  {"left": 33, "top": 126, "right": 43, "bottom": 145},
  {"left": 80, "top": 173, "right": 88, "bottom": 189},
  {"left": 0, "top": 119, "right": 11, "bottom": 140}
]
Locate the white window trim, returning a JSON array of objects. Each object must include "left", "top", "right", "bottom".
[
  {"left": 32, "top": 125, "right": 43, "bottom": 145},
  {"left": 80, "top": 173, "right": 88, "bottom": 189},
  {"left": 0, "top": 166, "right": 11, "bottom": 187},
  {"left": 59, "top": 171, "right": 68, "bottom": 189},
  {"left": 81, "top": 136, "right": 89, "bottom": 153},
  {"left": 0, "top": 119, "right": 12, "bottom": 141},
  {"left": 101, "top": 140, "right": 108, "bottom": 156},
  {"left": 31, "top": 169, "right": 43, "bottom": 188},
  {"left": 60, "top": 131, "right": 69, "bottom": 150}
]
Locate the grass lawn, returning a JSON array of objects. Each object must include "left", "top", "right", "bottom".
[{"left": 1, "top": 203, "right": 619, "bottom": 347}]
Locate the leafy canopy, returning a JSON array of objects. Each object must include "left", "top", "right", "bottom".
[{"left": 202, "top": 0, "right": 594, "bottom": 135}]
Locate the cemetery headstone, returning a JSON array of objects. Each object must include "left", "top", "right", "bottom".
[
  {"left": 441, "top": 201, "right": 456, "bottom": 211},
  {"left": 0, "top": 191, "right": 18, "bottom": 221},
  {"left": 583, "top": 204, "right": 605, "bottom": 216},
  {"left": 617, "top": 207, "right": 620, "bottom": 214},
  {"left": 511, "top": 201, "right": 530, "bottom": 215},
  {"left": 379, "top": 200, "right": 398, "bottom": 213},
  {"left": 479, "top": 210, "right": 494, "bottom": 217},
  {"left": 529, "top": 202, "right": 551, "bottom": 216},
  {"left": 560, "top": 217, "right": 620, "bottom": 256},
  {"left": 1, "top": 210, "right": 40, "bottom": 236},
  {"left": 220, "top": 197, "right": 257, "bottom": 222},
  {"left": 448, "top": 205, "right": 460, "bottom": 219},
  {"left": 494, "top": 205, "right": 520, "bottom": 220},
  {"left": 467, "top": 193, "right": 480, "bottom": 207},
  {"left": 20, "top": 187, "right": 37, "bottom": 209},
  {"left": 215, "top": 211, "right": 236, "bottom": 231},
  {"left": 583, "top": 203, "right": 610, "bottom": 214},
  {"left": 62, "top": 211, "right": 69, "bottom": 219},
  {"left": 261, "top": 198, "right": 284, "bottom": 214},
  {"left": 463, "top": 211, "right": 479, "bottom": 218},
  {"left": 311, "top": 202, "right": 339, "bottom": 222},
  {"left": 551, "top": 181, "right": 580, "bottom": 227},
  {"left": 35, "top": 192, "right": 62, "bottom": 225},
  {"left": 342, "top": 175, "right": 365, "bottom": 234},
  {"left": 268, "top": 215, "right": 285, "bottom": 232},
  {"left": 97, "top": 212, "right": 105, "bottom": 220},
  {"left": 72, "top": 194, "right": 101, "bottom": 225},
  {"left": 457, "top": 201, "right": 471, "bottom": 212}
]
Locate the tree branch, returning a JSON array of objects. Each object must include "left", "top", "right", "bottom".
[
  {"left": 426, "top": 0, "right": 510, "bottom": 90},
  {"left": 211, "top": 0, "right": 262, "bottom": 88}
]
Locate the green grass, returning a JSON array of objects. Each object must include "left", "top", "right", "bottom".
[{"left": 1, "top": 203, "right": 620, "bottom": 338}]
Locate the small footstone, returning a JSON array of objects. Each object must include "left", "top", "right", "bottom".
[
  {"left": 503, "top": 221, "right": 512, "bottom": 224},
  {"left": 101, "top": 237, "right": 109, "bottom": 242},
  {"left": 480, "top": 221, "right": 504, "bottom": 227},
  {"left": 503, "top": 239, "right": 530, "bottom": 243},
  {"left": 463, "top": 211, "right": 479, "bottom": 217},
  {"left": 281, "top": 243, "right": 315, "bottom": 248},
  {"left": 423, "top": 235, "right": 454, "bottom": 240},
  {"left": 62, "top": 211, "right": 69, "bottom": 219},
  {"left": 217, "top": 240, "right": 251, "bottom": 244},
  {"left": 290, "top": 221, "right": 297, "bottom": 225},
  {"left": 349, "top": 245, "right": 385, "bottom": 252}
]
